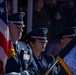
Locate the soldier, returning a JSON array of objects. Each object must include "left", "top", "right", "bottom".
[
  {"left": 22, "top": 28, "right": 59, "bottom": 75},
  {"left": 56, "top": 27, "right": 76, "bottom": 75},
  {"left": 5, "top": 12, "right": 40, "bottom": 75}
]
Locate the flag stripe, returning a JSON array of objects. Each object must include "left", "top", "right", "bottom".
[
  {"left": 0, "top": 47, "right": 7, "bottom": 73},
  {"left": 0, "top": 32, "right": 8, "bottom": 55},
  {"left": 0, "top": 19, "right": 9, "bottom": 41},
  {"left": 0, "top": 0, "right": 16, "bottom": 73},
  {"left": 0, "top": 46, "right": 7, "bottom": 64}
]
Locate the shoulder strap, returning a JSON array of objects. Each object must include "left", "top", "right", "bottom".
[
  {"left": 25, "top": 44, "right": 33, "bottom": 65},
  {"left": 20, "top": 50, "right": 26, "bottom": 70}
]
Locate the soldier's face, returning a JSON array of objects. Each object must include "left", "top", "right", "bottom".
[
  {"left": 9, "top": 23, "right": 23, "bottom": 42},
  {"left": 60, "top": 37, "right": 72, "bottom": 49},
  {"left": 31, "top": 39, "right": 47, "bottom": 53}
]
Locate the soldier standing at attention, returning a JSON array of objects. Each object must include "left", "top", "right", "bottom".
[
  {"left": 56, "top": 27, "right": 76, "bottom": 75},
  {"left": 5, "top": 12, "right": 40, "bottom": 75},
  {"left": 22, "top": 28, "right": 59, "bottom": 75}
]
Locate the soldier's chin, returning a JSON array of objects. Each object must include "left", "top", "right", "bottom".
[
  {"left": 41, "top": 49, "right": 45, "bottom": 52},
  {"left": 19, "top": 36, "right": 21, "bottom": 39}
]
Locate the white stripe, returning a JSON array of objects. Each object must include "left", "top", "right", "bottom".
[
  {"left": 0, "top": 19, "right": 9, "bottom": 41},
  {"left": 0, "top": 47, "right": 7, "bottom": 67}
]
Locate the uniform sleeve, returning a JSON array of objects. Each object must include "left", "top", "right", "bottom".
[
  {"left": 5, "top": 67, "right": 41, "bottom": 75},
  {"left": 4, "top": 72, "right": 27, "bottom": 75},
  {"left": 5, "top": 68, "right": 40, "bottom": 75}
]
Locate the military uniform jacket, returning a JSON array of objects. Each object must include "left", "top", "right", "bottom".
[
  {"left": 5, "top": 41, "right": 40, "bottom": 75},
  {"left": 33, "top": 54, "right": 59, "bottom": 75}
]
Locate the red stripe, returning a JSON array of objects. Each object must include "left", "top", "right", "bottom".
[
  {"left": 0, "top": 32, "right": 8, "bottom": 55},
  {"left": 9, "top": 40, "right": 13, "bottom": 50},
  {"left": 0, "top": 32, "right": 14, "bottom": 74}
]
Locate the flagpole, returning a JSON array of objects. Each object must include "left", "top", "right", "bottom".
[
  {"left": 27, "top": 0, "right": 33, "bottom": 33},
  {"left": 12, "top": 0, "right": 18, "bottom": 13}
]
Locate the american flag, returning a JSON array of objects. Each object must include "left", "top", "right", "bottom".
[{"left": 0, "top": 0, "right": 15, "bottom": 74}]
